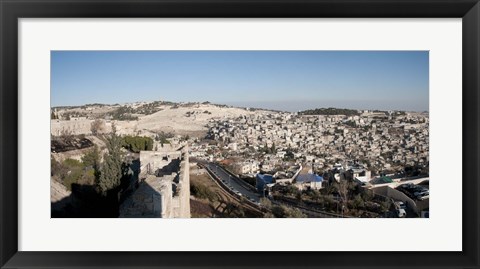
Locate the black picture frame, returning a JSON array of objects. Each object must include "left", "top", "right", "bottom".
[{"left": 1, "top": 0, "right": 479, "bottom": 268}]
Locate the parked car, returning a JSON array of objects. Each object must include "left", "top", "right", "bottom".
[
  {"left": 414, "top": 190, "right": 429, "bottom": 197},
  {"left": 417, "top": 193, "right": 429, "bottom": 200},
  {"left": 396, "top": 208, "right": 407, "bottom": 218},
  {"left": 394, "top": 201, "right": 407, "bottom": 210}
]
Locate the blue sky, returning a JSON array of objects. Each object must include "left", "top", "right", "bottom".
[{"left": 51, "top": 51, "right": 429, "bottom": 112}]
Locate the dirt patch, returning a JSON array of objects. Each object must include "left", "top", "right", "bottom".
[
  {"left": 190, "top": 172, "right": 263, "bottom": 218},
  {"left": 190, "top": 198, "right": 214, "bottom": 218}
]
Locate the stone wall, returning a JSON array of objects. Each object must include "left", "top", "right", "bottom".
[
  {"left": 119, "top": 147, "right": 190, "bottom": 218},
  {"left": 139, "top": 151, "right": 182, "bottom": 177},
  {"left": 119, "top": 174, "right": 175, "bottom": 218},
  {"left": 174, "top": 150, "right": 190, "bottom": 218},
  {"left": 372, "top": 185, "right": 421, "bottom": 214}
]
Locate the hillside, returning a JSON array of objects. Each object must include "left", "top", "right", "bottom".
[{"left": 51, "top": 101, "right": 256, "bottom": 137}]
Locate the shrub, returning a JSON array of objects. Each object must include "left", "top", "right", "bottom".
[
  {"left": 224, "top": 203, "right": 245, "bottom": 218},
  {"left": 350, "top": 194, "right": 365, "bottom": 210},
  {"left": 284, "top": 184, "right": 301, "bottom": 197},
  {"left": 63, "top": 168, "right": 83, "bottom": 190},
  {"left": 51, "top": 156, "right": 66, "bottom": 178},
  {"left": 122, "top": 135, "right": 154, "bottom": 153},
  {"left": 90, "top": 119, "right": 106, "bottom": 135},
  {"left": 190, "top": 182, "right": 216, "bottom": 202},
  {"left": 63, "top": 158, "right": 83, "bottom": 168},
  {"left": 61, "top": 158, "right": 84, "bottom": 190},
  {"left": 271, "top": 205, "right": 306, "bottom": 218}
]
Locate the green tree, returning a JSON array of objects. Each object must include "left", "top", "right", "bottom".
[
  {"left": 82, "top": 146, "right": 100, "bottom": 168},
  {"left": 145, "top": 137, "right": 153, "bottom": 150},
  {"left": 122, "top": 135, "right": 154, "bottom": 152},
  {"left": 351, "top": 194, "right": 365, "bottom": 209},
  {"left": 155, "top": 132, "right": 172, "bottom": 146},
  {"left": 181, "top": 134, "right": 190, "bottom": 142},
  {"left": 263, "top": 143, "right": 270, "bottom": 154},
  {"left": 271, "top": 142, "right": 276, "bottom": 154},
  {"left": 82, "top": 145, "right": 101, "bottom": 181},
  {"left": 98, "top": 123, "right": 124, "bottom": 194}
]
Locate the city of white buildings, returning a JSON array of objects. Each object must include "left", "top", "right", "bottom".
[{"left": 191, "top": 109, "right": 429, "bottom": 188}]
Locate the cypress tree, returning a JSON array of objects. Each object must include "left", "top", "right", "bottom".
[{"left": 98, "top": 123, "right": 123, "bottom": 194}]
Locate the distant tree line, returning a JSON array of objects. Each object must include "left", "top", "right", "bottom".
[
  {"left": 82, "top": 103, "right": 108, "bottom": 108},
  {"left": 133, "top": 102, "right": 163, "bottom": 115},
  {"left": 109, "top": 106, "right": 138, "bottom": 121},
  {"left": 298, "top": 108, "right": 360, "bottom": 116}
]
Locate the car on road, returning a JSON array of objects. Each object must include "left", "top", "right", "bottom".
[
  {"left": 394, "top": 201, "right": 407, "bottom": 210},
  {"left": 414, "top": 190, "right": 429, "bottom": 200},
  {"left": 396, "top": 208, "right": 407, "bottom": 218},
  {"left": 416, "top": 192, "right": 429, "bottom": 200},
  {"left": 400, "top": 183, "right": 414, "bottom": 190}
]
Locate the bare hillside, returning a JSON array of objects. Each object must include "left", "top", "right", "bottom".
[{"left": 51, "top": 102, "right": 255, "bottom": 137}]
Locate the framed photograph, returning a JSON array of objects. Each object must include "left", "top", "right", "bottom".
[{"left": 1, "top": 0, "right": 479, "bottom": 268}]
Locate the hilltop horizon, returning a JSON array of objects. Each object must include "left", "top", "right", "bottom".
[{"left": 52, "top": 99, "right": 428, "bottom": 114}]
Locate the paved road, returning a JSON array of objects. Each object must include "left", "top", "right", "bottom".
[
  {"left": 205, "top": 163, "right": 262, "bottom": 203},
  {"left": 195, "top": 160, "right": 349, "bottom": 217}
]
